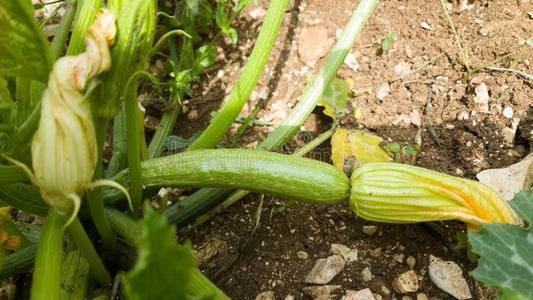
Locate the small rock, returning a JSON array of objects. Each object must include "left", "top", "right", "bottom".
[
  {"left": 474, "top": 83, "right": 490, "bottom": 112},
  {"left": 409, "top": 110, "right": 421, "bottom": 127},
  {"left": 502, "top": 106, "right": 513, "bottom": 118},
  {"left": 305, "top": 255, "right": 346, "bottom": 284},
  {"left": 370, "top": 247, "right": 382, "bottom": 257},
  {"left": 420, "top": 21, "right": 432, "bottom": 30},
  {"left": 361, "top": 267, "right": 373, "bottom": 282},
  {"left": 344, "top": 52, "right": 360, "bottom": 70},
  {"left": 406, "top": 256, "right": 416, "bottom": 270},
  {"left": 393, "top": 253, "right": 405, "bottom": 264},
  {"left": 303, "top": 285, "right": 342, "bottom": 299},
  {"left": 342, "top": 288, "right": 375, "bottom": 300},
  {"left": 330, "top": 244, "right": 358, "bottom": 263},
  {"left": 428, "top": 255, "right": 472, "bottom": 299},
  {"left": 395, "top": 61, "right": 411, "bottom": 77},
  {"left": 376, "top": 82, "right": 390, "bottom": 101},
  {"left": 255, "top": 291, "right": 275, "bottom": 300},
  {"left": 416, "top": 293, "right": 428, "bottom": 300},
  {"left": 477, "top": 153, "right": 533, "bottom": 200},
  {"left": 362, "top": 225, "right": 378, "bottom": 236},
  {"left": 298, "top": 26, "right": 333, "bottom": 65},
  {"left": 297, "top": 251, "right": 309, "bottom": 260},
  {"left": 284, "top": 295, "right": 294, "bottom": 300},
  {"left": 501, "top": 126, "right": 517, "bottom": 146},
  {"left": 381, "top": 286, "right": 390, "bottom": 295},
  {"left": 249, "top": 6, "right": 267, "bottom": 19},
  {"left": 392, "top": 270, "right": 419, "bottom": 294}
]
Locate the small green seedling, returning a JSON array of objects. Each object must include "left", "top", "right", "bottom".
[{"left": 381, "top": 31, "right": 396, "bottom": 52}]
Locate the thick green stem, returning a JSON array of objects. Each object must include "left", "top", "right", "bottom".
[
  {"left": 0, "top": 244, "right": 37, "bottom": 279},
  {"left": 189, "top": 0, "right": 288, "bottom": 150},
  {"left": 30, "top": 210, "right": 66, "bottom": 300},
  {"left": 87, "top": 119, "right": 117, "bottom": 249},
  {"left": 0, "top": 165, "right": 29, "bottom": 184},
  {"left": 259, "top": 0, "right": 378, "bottom": 150},
  {"left": 50, "top": 0, "right": 78, "bottom": 59},
  {"left": 107, "top": 106, "right": 128, "bottom": 177},
  {"left": 125, "top": 90, "right": 143, "bottom": 212},
  {"left": 106, "top": 149, "right": 350, "bottom": 205},
  {"left": 0, "top": 183, "right": 48, "bottom": 216},
  {"left": 147, "top": 106, "right": 180, "bottom": 159},
  {"left": 67, "top": 218, "right": 111, "bottom": 286}
]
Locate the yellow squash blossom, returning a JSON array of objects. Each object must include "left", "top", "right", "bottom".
[{"left": 349, "top": 162, "right": 517, "bottom": 230}]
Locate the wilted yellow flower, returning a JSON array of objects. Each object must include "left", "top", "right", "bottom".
[
  {"left": 349, "top": 162, "right": 517, "bottom": 230},
  {"left": 331, "top": 128, "right": 391, "bottom": 175},
  {"left": 30, "top": 11, "right": 116, "bottom": 217}
]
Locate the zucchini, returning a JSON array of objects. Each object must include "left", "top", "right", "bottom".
[{"left": 107, "top": 149, "right": 350, "bottom": 205}]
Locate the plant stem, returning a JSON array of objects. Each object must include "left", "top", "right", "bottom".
[
  {"left": 0, "top": 244, "right": 37, "bottom": 279},
  {"left": 259, "top": 0, "right": 378, "bottom": 150},
  {"left": 67, "top": 218, "right": 111, "bottom": 286},
  {"left": 147, "top": 109, "right": 180, "bottom": 159},
  {"left": 50, "top": 0, "right": 78, "bottom": 59},
  {"left": 125, "top": 90, "right": 143, "bottom": 212},
  {"left": 188, "top": 0, "right": 289, "bottom": 150},
  {"left": 0, "top": 183, "right": 49, "bottom": 216},
  {"left": 0, "top": 165, "right": 29, "bottom": 184},
  {"left": 106, "top": 106, "right": 127, "bottom": 177},
  {"left": 30, "top": 210, "right": 66, "bottom": 300},
  {"left": 87, "top": 119, "right": 117, "bottom": 249}
]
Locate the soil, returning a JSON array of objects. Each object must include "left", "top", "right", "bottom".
[{"left": 154, "top": 0, "right": 533, "bottom": 299}]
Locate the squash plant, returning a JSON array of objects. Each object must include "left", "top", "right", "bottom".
[{"left": 0, "top": 0, "right": 529, "bottom": 299}]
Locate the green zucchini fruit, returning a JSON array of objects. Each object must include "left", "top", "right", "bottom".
[{"left": 107, "top": 149, "right": 350, "bottom": 205}]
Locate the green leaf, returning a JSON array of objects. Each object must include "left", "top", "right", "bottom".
[
  {"left": 227, "top": 28, "right": 238, "bottom": 46},
  {"left": 122, "top": 206, "right": 190, "bottom": 299},
  {"left": 383, "top": 142, "right": 401, "bottom": 153},
  {"left": 193, "top": 44, "right": 217, "bottom": 75},
  {"left": 0, "top": 0, "right": 53, "bottom": 82},
  {"left": 317, "top": 77, "right": 350, "bottom": 119},
  {"left": 122, "top": 204, "right": 221, "bottom": 300},
  {"left": 164, "top": 134, "right": 199, "bottom": 151},
  {"left": 381, "top": 31, "right": 396, "bottom": 52},
  {"left": 215, "top": 3, "right": 230, "bottom": 31},
  {"left": 468, "top": 191, "right": 533, "bottom": 300}
]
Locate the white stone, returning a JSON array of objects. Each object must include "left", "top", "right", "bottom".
[
  {"left": 474, "top": 83, "right": 490, "bottom": 112},
  {"left": 342, "top": 288, "right": 375, "bottom": 300},
  {"left": 331, "top": 244, "right": 358, "bottom": 263},
  {"left": 249, "top": 6, "right": 267, "bottom": 19},
  {"left": 409, "top": 110, "right": 422, "bottom": 127},
  {"left": 303, "top": 285, "right": 342, "bottom": 299},
  {"left": 395, "top": 61, "right": 411, "bottom": 77},
  {"left": 297, "top": 250, "right": 309, "bottom": 260},
  {"left": 305, "top": 255, "right": 346, "bottom": 284},
  {"left": 361, "top": 267, "right": 373, "bottom": 282},
  {"left": 428, "top": 255, "right": 472, "bottom": 299},
  {"left": 407, "top": 256, "right": 416, "bottom": 269},
  {"left": 344, "top": 52, "right": 360, "bottom": 70},
  {"left": 477, "top": 153, "right": 533, "bottom": 200},
  {"left": 362, "top": 225, "right": 379, "bottom": 236},
  {"left": 376, "top": 82, "right": 391, "bottom": 101},
  {"left": 392, "top": 270, "right": 419, "bottom": 294},
  {"left": 420, "top": 21, "right": 432, "bottom": 30},
  {"left": 255, "top": 291, "right": 275, "bottom": 300},
  {"left": 502, "top": 106, "right": 514, "bottom": 118}
]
